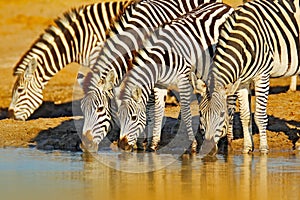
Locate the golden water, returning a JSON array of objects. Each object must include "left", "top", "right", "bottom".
[{"left": 1, "top": 148, "right": 300, "bottom": 200}]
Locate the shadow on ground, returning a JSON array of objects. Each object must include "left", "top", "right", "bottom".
[{"left": 32, "top": 112, "right": 300, "bottom": 152}]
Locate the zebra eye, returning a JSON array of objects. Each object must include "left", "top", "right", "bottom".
[
  {"left": 97, "top": 106, "right": 104, "bottom": 113},
  {"left": 17, "top": 87, "right": 24, "bottom": 93},
  {"left": 220, "top": 112, "right": 225, "bottom": 118},
  {"left": 131, "top": 115, "right": 137, "bottom": 121}
]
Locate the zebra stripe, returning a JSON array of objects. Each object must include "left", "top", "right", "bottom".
[
  {"left": 81, "top": 0, "right": 222, "bottom": 152},
  {"left": 9, "top": 1, "right": 130, "bottom": 121},
  {"left": 115, "top": 3, "right": 233, "bottom": 151},
  {"left": 199, "top": 0, "right": 299, "bottom": 155}
]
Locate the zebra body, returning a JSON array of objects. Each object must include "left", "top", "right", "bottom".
[
  {"left": 199, "top": 0, "right": 299, "bottom": 155},
  {"left": 9, "top": 1, "right": 130, "bottom": 121},
  {"left": 115, "top": 3, "right": 233, "bottom": 150},
  {"left": 81, "top": 0, "right": 222, "bottom": 152}
]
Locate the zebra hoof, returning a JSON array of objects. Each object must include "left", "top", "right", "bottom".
[
  {"left": 191, "top": 140, "right": 198, "bottom": 154},
  {"left": 184, "top": 140, "right": 197, "bottom": 154},
  {"left": 259, "top": 146, "right": 269, "bottom": 154},
  {"left": 242, "top": 146, "right": 253, "bottom": 154},
  {"left": 146, "top": 147, "right": 156, "bottom": 152}
]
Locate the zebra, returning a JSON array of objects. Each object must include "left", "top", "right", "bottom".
[
  {"left": 114, "top": 3, "right": 234, "bottom": 152},
  {"left": 8, "top": 0, "right": 131, "bottom": 121},
  {"left": 80, "top": 0, "right": 222, "bottom": 152},
  {"left": 197, "top": 0, "right": 299, "bottom": 155}
]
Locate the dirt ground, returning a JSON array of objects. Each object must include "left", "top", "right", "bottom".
[{"left": 0, "top": 0, "right": 299, "bottom": 153}]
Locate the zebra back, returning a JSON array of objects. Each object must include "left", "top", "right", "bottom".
[
  {"left": 86, "top": 0, "right": 221, "bottom": 90},
  {"left": 213, "top": 0, "right": 300, "bottom": 88},
  {"left": 13, "top": 1, "right": 130, "bottom": 78},
  {"left": 118, "top": 2, "right": 233, "bottom": 100}
]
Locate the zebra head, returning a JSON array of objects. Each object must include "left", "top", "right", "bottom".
[
  {"left": 79, "top": 70, "right": 118, "bottom": 153},
  {"left": 191, "top": 71, "right": 229, "bottom": 156},
  {"left": 80, "top": 89, "right": 113, "bottom": 152},
  {"left": 9, "top": 57, "right": 44, "bottom": 121},
  {"left": 199, "top": 77, "right": 242, "bottom": 156},
  {"left": 198, "top": 89, "right": 228, "bottom": 156},
  {"left": 118, "top": 86, "right": 146, "bottom": 151}
]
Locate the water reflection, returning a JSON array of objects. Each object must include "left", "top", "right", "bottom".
[
  {"left": 1, "top": 148, "right": 300, "bottom": 200},
  {"left": 91, "top": 150, "right": 179, "bottom": 173}
]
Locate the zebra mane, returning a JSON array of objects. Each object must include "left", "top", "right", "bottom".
[
  {"left": 106, "top": 0, "right": 141, "bottom": 36},
  {"left": 13, "top": 5, "right": 84, "bottom": 75}
]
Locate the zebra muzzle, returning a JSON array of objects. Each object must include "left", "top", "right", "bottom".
[
  {"left": 7, "top": 108, "right": 15, "bottom": 119},
  {"left": 199, "top": 138, "right": 218, "bottom": 157},
  {"left": 80, "top": 130, "right": 98, "bottom": 153},
  {"left": 7, "top": 108, "right": 21, "bottom": 120},
  {"left": 118, "top": 136, "right": 133, "bottom": 151}
]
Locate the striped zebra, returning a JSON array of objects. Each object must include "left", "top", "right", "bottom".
[
  {"left": 114, "top": 3, "right": 234, "bottom": 152},
  {"left": 198, "top": 0, "right": 299, "bottom": 155},
  {"left": 80, "top": 0, "right": 222, "bottom": 152},
  {"left": 9, "top": 0, "right": 131, "bottom": 121}
]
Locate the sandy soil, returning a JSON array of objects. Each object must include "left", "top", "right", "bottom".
[{"left": 0, "top": 0, "right": 299, "bottom": 153}]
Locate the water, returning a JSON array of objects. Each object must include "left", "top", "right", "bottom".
[{"left": 0, "top": 148, "right": 300, "bottom": 200}]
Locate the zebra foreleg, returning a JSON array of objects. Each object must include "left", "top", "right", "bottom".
[
  {"left": 254, "top": 75, "right": 270, "bottom": 154},
  {"left": 109, "top": 97, "right": 122, "bottom": 143},
  {"left": 226, "top": 94, "right": 237, "bottom": 149},
  {"left": 147, "top": 88, "right": 167, "bottom": 151},
  {"left": 143, "top": 91, "right": 156, "bottom": 151},
  {"left": 178, "top": 78, "right": 197, "bottom": 153},
  {"left": 236, "top": 86, "right": 254, "bottom": 153}
]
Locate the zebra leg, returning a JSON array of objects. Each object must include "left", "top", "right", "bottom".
[
  {"left": 226, "top": 94, "right": 237, "bottom": 149},
  {"left": 147, "top": 88, "right": 167, "bottom": 151},
  {"left": 143, "top": 91, "right": 156, "bottom": 150},
  {"left": 236, "top": 86, "right": 254, "bottom": 153},
  {"left": 178, "top": 78, "right": 197, "bottom": 153},
  {"left": 254, "top": 75, "right": 270, "bottom": 154},
  {"left": 109, "top": 98, "right": 121, "bottom": 142},
  {"left": 289, "top": 75, "right": 297, "bottom": 92}
]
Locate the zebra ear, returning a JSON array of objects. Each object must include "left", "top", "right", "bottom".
[
  {"left": 131, "top": 86, "right": 142, "bottom": 103},
  {"left": 77, "top": 71, "right": 85, "bottom": 89},
  {"left": 190, "top": 72, "right": 206, "bottom": 96},
  {"left": 76, "top": 67, "right": 92, "bottom": 94},
  {"left": 24, "top": 57, "right": 38, "bottom": 80},
  {"left": 101, "top": 70, "right": 115, "bottom": 91}
]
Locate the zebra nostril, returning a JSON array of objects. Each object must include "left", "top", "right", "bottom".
[{"left": 7, "top": 108, "right": 15, "bottom": 119}]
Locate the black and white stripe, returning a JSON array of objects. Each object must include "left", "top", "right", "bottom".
[
  {"left": 81, "top": 0, "right": 222, "bottom": 152},
  {"left": 9, "top": 1, "right": 130, "bottom": 121},
  {"left": 115, "top": 3, "right": 233, "bottom": 151},
  {"left": 199, "top": 0, "right": 299, "bottom": 155}
]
